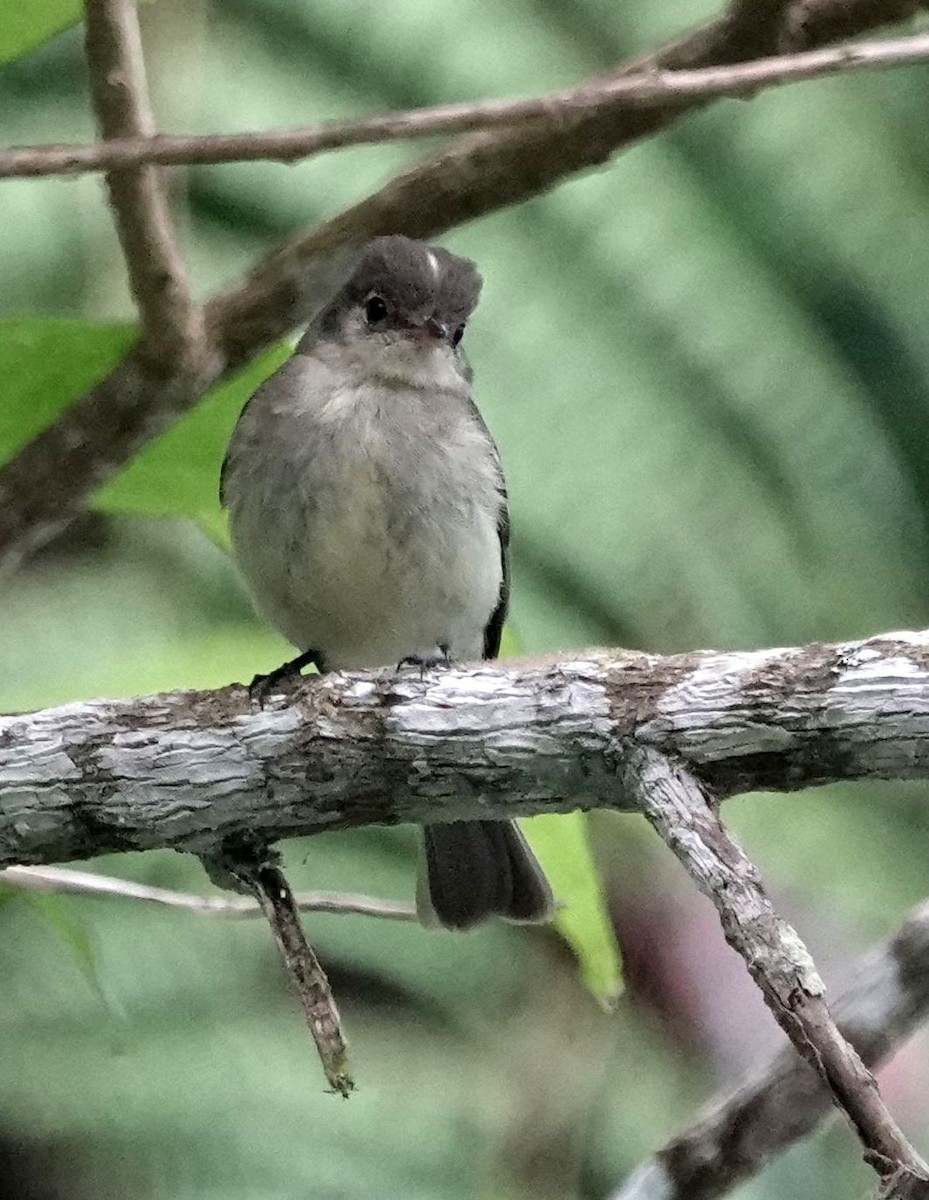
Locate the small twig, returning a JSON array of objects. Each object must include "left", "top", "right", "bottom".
[
  {"left": 0, "top": 864, "right": 416, "bottom": 922},
  {"left": 231, "top": 855, "right": 353, "bottom": 1097},
  {"left": 612, "top": 899, "right": 929, "bottom": 1199},
  {"left": 622, "top": 744, "right": 929, "bottom": 1190},
  {"left": 6, "top": 31, "right": 929, "bottom": 182},
  {"left": 83, "top": 0, "right": 204, "bottom": 368}
]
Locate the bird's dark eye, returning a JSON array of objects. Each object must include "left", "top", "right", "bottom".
[
  {"left": 452, "top": 324, "right": 465, "bottom": 347},
  {"left": 365, "top": 295, "right": 388, "bottom": 324}
]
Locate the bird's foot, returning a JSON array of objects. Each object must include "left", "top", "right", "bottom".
[
  {"left": 397, "top": 645, "right": 453, "bottom": 679},
  {"left": 248, "top": 648, "right": 322, "bottom": 707}
]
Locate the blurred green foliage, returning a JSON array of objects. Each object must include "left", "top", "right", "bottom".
[
  {"left": 0, "top": 0, "right": 82, "bottom": 63},
  {"left": 3, "top": 1, "right": 929, "bottom": 1198}
]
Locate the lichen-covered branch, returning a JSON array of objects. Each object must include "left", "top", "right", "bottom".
[{"left": 3, "top": 629, "right": 929, "bottom": 870}]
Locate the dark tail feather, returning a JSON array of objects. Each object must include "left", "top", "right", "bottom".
[{"left": 418, "top": 819, "right": 554, "bottom": 930}]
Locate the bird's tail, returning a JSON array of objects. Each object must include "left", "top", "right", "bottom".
[{"left": 417, "top": 819, "right": 554, "bottom": 930}]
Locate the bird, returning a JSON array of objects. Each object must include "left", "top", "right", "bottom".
[{"left": 220, "top": 234, "right": 554, "bottom": 930}]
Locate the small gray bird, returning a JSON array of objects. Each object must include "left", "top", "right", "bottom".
[{"left": 220, "top": 235, "right": 554, "bottom": 930}]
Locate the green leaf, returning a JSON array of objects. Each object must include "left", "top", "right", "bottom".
[
  {"left": 0, "top": 0, "right": 82, "bottom": 64},
  {"left": 0, "top": 319, "right": 288, "bottom": 542},
  {"left": 0, "top": 0, "right": 155, "bottom": 64},
  {"left": 17, "top": 890, "right": 126, "bottom": 1026},
  {"left": 522, "top": 811, "right": 623, "bottom": 1009},
  {"left": 0, "top": 319, "right": 137, "bottom": 460},
  {"left": 96, "top": 343, "right": 291, "bottom": 531}
]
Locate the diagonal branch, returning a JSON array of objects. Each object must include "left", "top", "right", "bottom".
[
  {"left": 5, "top": 32, "right": 929, "bottom": 181},
  {"left": 611, "top": 899, "right": 929, "bottom": 1200},
  {"left": 0, "top": 0, "right": 923, "bottom": 570},
  {"left": 83, "top": 0, "right": 204, "bottom": 369},
  {"left": 622, "top": 746, "right": 929, "bottom": 1190}
]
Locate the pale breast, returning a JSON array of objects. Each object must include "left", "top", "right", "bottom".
[{"left": 224, "top": 355, "right": 505, "bottom": 670}]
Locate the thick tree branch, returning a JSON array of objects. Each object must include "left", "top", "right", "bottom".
[
  {"left": 3, "top": 628, "right": 929, "bottom": 869},
  {"left": 6, "top": 627, "right": 929, "bottom": 1138},
  {"left": 83, "top": 0, "right": 204, "bottom": 369},
  {"left": 624, "top": 746, "right": 929, "bottom": 1190},
  {"left": 4, "top": 32, "right": 929, "bottom": 181},
  {"left": 612, "top": 899, "right": 929, "bottom": 1200},
  {"left": 0, "top": 0, "right": 922, "bottom": 571}
]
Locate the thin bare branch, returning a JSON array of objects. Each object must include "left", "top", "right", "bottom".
[
  {"left": 622, "top": 746, "right": 929, "bottom": 1189},
  {"left": 0, "top": 0, "right": 920, "bottom": 569},
  {"left": 612, "top": 900, "right": 929, "bottom": 1200},
  {"left": 4, "top": 31, "right": 929, "bottom": 182},
  {"left": 0, "top": 864, "right": 416, "bottom": 921},
  {"left": 83, "top": 0, "right": 204, "bottom": 368}
]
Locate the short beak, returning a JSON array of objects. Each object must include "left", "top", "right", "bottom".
[{"left": 422, "top": 316, "right": 449, "bottom": 341}]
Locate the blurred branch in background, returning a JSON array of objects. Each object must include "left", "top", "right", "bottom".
[
  {"left": 83, "top": 0, "right": 203, "bottom": 368},
  {"left": 0, "top": 0, "right": 220, "bottom": 578},
  {"left": 0, "top": 0, "right": 926, "bottom": 574},
  {"left": 788, "top": 0, "right": 928, "bottom": 44},
  {"left": 612, "top": 899, "right": 929, "bottom": 1200},
  {"left": 0, "top": 864, "right": 417, "bottom": 920},
  {"left": 724, "top": 0, "right": 795, "bottom": 57},
  {"left": 5, "top": 33, "right": 929, "bottom": 180}
]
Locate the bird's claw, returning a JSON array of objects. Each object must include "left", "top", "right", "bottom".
[
  {"left": 248, "top": 672, "right": 278, "bottom": 708},
  {"left": 247, "top": 648, "right": 321, "bottom": 708},
  {"left": 397, "top": 646, "right": 453, "bottom": 678}
]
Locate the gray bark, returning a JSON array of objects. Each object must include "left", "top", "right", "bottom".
[{"left": 2, "top": 629, "right": 929, "bottom": 868}]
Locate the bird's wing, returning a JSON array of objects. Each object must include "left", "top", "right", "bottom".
[{"left": 463, "top": 396, "right": 510, "bottom": 661}]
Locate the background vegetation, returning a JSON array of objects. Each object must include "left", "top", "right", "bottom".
[{"left": 2, "top": 1, "right": 929, "bottom": 1197}]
